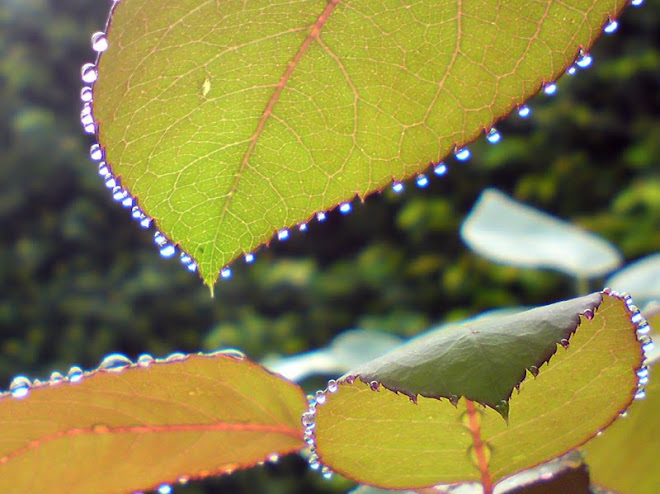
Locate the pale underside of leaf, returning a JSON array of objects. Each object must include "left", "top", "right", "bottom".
[
  {"left": 313, "top": 293, "right": 643, "bottom": 489},
  {"left": 93, "top": 0, "right": 628, "bottom": 285},
  {"left": 0, "top": 354, "right": 306, "bottom": 494}
]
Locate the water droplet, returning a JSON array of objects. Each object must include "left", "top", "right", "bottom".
[
  {"left": 153, "top": 232, "right": 167, "bottom": 247},
  {"left": 164, "top": 353, "right": 188, "bottom": 363},
  {"left": 217, "top": 348, "right": 246, "bottom": 360},
  {"left": 416, "top": 174, "right": 429, "bottom": 188},
  {"left": 583, "top": 309, "right": 594, "bottom": 320},
  {"left": 343, "top": 375, "right": 356, "bottom": 385},
  {"left": 80, "top": 86, "right": 93, "bottom": 103},
  {"left": 244, "top": 253, "right": 255, "bottom": 263},
  {"left": 486, "top": 128, "right": 501, "bottom": 144},
  {"left": 121, "top": 196, "right": 134, "bottom": 208},
  {"left": 98, "top": 163, "right": 110, "bottom": 178},
  {"left": 277, "top": 229, "right": 289, "bottom": 241},
  {"left": 392, "top": 182, "right": 404, "bottom": 193},
  {"left": 100, "top": 353, "right": 132, "bottom": 372},
  {"left": 104, "top": 177, "right": 117, "bottom": 189},
  {"left": 529, "top": 365, "right": 539, "bottom": 377},
  {"left": 91, "top": 32, "right": 109, "bottom": 53},
  {"left": 9, "top": 376, "right": 31, "bottom": 398},
  {"left": 137, "top": 354, "right": 154, "bottom": 367},
  {"left": 49, "top": 371, "right": 64, "bottom": 384},
  {"left": 339, "top": 202, "right": 351, "bottom": 214},
  {"left": 81, "top": 63, "right": 98, "bottom": 83},
  {"left": 454, "top": 148, "right": 470, "bottom": 161},
  {"left": 642, "top": 341, "right": 655, "bottom": 354},
  {"left": 559, "top": 338, "right": 570, "bottom": 350},
  {"left": 518, "top": 105, "right": 531, "bottom": 118},
  {"left": 631, "top": 312, "right": 644, "bottom": 324},
  {"left": 327, "top": 379, "right": 338, "bottom": 393},
  {"left": 309, "top": 460, "right": 321, "bottom": 471},
  {"left": 316, "top": 212, "right": 326, "bottom": 222},
  {"left": 619, "top": 410, "right": 628, "bottom": 418},
  {"left": 301, "top": 411, "right": 316, "bottom": 428},
  {"left": 140, "top": 216, "right": 152, "bottom": 229},
  {"left": 157, "top": 484, "right": 172, "bottom": 494},
  {"left": 180, "top": 253, "right": 197, "bottom": 272},
  {"left": 321, "top": 466, "right": 333, "bottom": 480},
  {"left": 112, "top": 187, "right": 128, "bottom": 202},
  {"left": 67, "top": 366, "right": 84, "bottom": 383},
  {"left": 567, "top": 66, "right": 577, "bottom": 76},
  {"left": 220, "top": 267, "right": 232, "bottom": 279},
  {"left": 90, "top": 144, "right": 103, "bottom": 161},
  {"left": 543, "top": 82, "right": 558, "bottom": 95},
  {"left": 604, "top": 19, "right": 619, "bottom": 33},
  {"left": 637, "top": 367, "right": 649, "bottom": 379},
  {"left": 639, "top": 375, "right": 649, "bottom": 386},
  {"left": 267, "top": 453, "right": 280, "bottom": 463},
  {"left": 369, "top": 381, "right": 380, "bottom": 391},
  {"left": 177, "top": 475, "right": 190, "bottom": 485},
  {"left": 433, "top": 163, "right": 447, "bottom": 176},
  {"left": 315, "top": 390, "right": 327, "bottom": 405},
  {"left": 448, "top": 395, "right": 459, "bottom": 407},
  {"left": 637, "top": 323, "right": 651, "bottom": 336},
  {"left": 299, "top": 223, "right": 308, "bottom": 232},
  {"left": 634, "top": 389, "right": 646, "bottom": 400},
  {"left": 631, "top": 0, "right": 644, "bottom": 6},
  {"left": 409, "top": 395, "right": 418, "bottom": 404},
  {"left": 576, "top": 53, "right": 593, "bottom": 69},
  {"left": 495, "top": 400, "right": 509, "bottom": 418}
]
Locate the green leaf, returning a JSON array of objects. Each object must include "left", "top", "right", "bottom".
[
  {"left": 583, "top": 340, "right": 658, "bottom": 494},
  {"left": 312, "top": 292, "right": 643, "bottom": 490},
  {"left": 93, "top": 0, "right": 628, "bottom": 286},
  {"left": 0, "top": 352, "right": 306, "bottom": 494},
  {"left": 583, "top": 302, "right": 659, "bottom": 494}
]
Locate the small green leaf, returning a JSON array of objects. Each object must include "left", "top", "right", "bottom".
[
  {"left": 313, "top": 293, "right": 642, "bottom": 489},
  {"left": 0, "top": 352, "right": 306, "bottom": 494},
  {"left": 93, "top": 0, "right": 628, "bottom": 286}
]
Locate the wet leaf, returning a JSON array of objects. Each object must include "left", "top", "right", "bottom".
[
  {"left": 583, "top": 339, "right": 658, "bottom": 494},
  {"left": 461, "top": 189, "right": 622, "bottom": 278},
  {"left": 0, "top": 353, "right": 306, "bottom": 494},
  {"left": 313, "top": 293, "right": 642, "bottom": 489},
  {"left": 93, "top": 0, "right": 627, "bottom": 286}
]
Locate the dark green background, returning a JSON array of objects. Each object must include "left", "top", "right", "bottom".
[{"left": 0, "top": 0, "right": 657, "bottom": 492}]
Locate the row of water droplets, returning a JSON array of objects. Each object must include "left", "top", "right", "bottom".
[
  {"left": 4, "top": 349, "right": 246, "bottom": 400},
  {"left": 79, "top": 10, "right": 625, "bottom": 281},
  {"left": 604, "top": 288, "right": 654, "bottom": 407}
]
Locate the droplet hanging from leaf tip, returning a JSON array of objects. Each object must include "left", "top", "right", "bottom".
[
  {"left": 518, "top": 105, "right": 531, "bottom": 118},
  {"left": 434, "top": 163, "right": 448, "bottom": 176},
  {"left": 604, "top": 19, "right": 619, "bottom": 33},
  {"left": 543, "top": 82, "right": 558, "bottom": 95},
  {"left": 392, "top": 182, "right": 404, "bottom": 193},
  {"left": 415, "top": 174, "right": 429, "bottom": 188}
]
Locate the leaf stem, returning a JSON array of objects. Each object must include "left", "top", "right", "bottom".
[{"left": 465, "top": 399, "right": 493, "bottom": 494}]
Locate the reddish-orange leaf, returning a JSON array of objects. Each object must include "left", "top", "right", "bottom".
[{"left": 0, "top": 352, "right": 306, "bottom": 494}]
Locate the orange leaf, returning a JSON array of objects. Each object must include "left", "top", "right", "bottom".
[{"left": 0, "top": 352, "right": 306, "bottom": 494}]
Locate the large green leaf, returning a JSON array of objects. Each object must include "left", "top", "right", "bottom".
[
  {"left": 311, "top": 292, "right": 643, "bottom": 490},
  {"left": 92, "top": 0, "right": 627, "bottom": 286},
  {"left": 0, "top": 352, "right": 306, "bottom": 494}
]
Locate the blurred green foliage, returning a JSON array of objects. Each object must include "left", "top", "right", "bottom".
[{"left": 0, "top": 0, "right": 657, "bottom": 492}]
